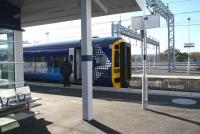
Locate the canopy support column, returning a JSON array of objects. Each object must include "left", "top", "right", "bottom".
[{"left": 81, "top": 0, "right": 93, "bottom": 121}]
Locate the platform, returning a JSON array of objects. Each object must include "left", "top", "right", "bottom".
[
  {"left": 4, "top": 85, "right": 200, "bottom": 134},
  {"left": 25, "top": 82, "right": 200, "bottom": 98}
]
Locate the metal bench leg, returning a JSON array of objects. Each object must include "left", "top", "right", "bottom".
[
  {"left": 17, "top": 94, "right": 26, "bottom": 102},
  {"left": 0, "top": 97, "right": 9, "bottom": 107},
  {"left": 5, "top": 98, "right": 9, "bottom": 106},
  {"left": 28, "top": 101, "right": 31, "bottom": 111},
  {"left": 0, "top": 97, "right": 3, "bottom": 107},
  {"left": 23, "top": 94, "right": 26, "bottom": 102}
]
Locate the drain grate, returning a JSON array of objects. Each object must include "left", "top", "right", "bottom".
[{"left": 172, "top": 98, "right": 197, "bottom": 105}]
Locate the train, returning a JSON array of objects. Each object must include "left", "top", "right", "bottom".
[{"left": 23, "top": 37, "right": 131, "bottom": 88}]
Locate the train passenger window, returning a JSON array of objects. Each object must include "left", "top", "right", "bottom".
[
  {"left": 34, "top": 56, "right": 45, "bottom": 62},
  {"left": 24, "top": 57, "right": 32, "bottom": 67},
  {"left": 50, "top": 56, "right": 62, "bottom": 68},
  {"left": 96, "top": 55, "right": 105, "bottom": 66},
  {"left": 70, "top": 55, "right": 73, "bottom": 62},
  {"left": 114, "top": 50, "right": 120, "bottom": 67},
  {"left": 25, "top": 62, "right": 32, "bottom": 67},
  {"left": 24, "top": 57, "right": 28, "bottom": 62},
  {"left": 33, "top": 56, "right": 47, "bottom": 68}
]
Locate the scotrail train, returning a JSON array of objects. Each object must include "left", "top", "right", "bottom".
[{"left": 23, "top": 37, "right": 131, "bottom": 88}]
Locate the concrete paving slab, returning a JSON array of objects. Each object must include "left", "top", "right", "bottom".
[{"left": 4, "top": 86, "right": 200, "bottom": 134}]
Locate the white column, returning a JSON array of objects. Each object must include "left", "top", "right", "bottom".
[
  {"left": 142, "top": 28, "right": 148, "bottom": 110},
  {"left": 81, "top": 0, "right": 93, "bottom": 121},
  {"left": 14, "top": 31, "right": 24, "bottom": 88},
  {"left": 142, "top": 10, "right": 148, "bottom": 109},
  {"left": 155, "top": 46, "right": 158, "bottom": 63},
  {"left": 158, "top": 45, "right": 160, "bottom": 62},
  {"left": 187, "top": 17, "right": 191, "bottom": 74},
  {"left": 141, "top": 40, "right": 143, "bottom": 63}
]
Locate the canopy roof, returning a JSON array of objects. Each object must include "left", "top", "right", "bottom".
[{"left": 5, "top": 0, "right": 143, "bottom": 27}]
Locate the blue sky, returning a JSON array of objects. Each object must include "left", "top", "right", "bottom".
[
  {"left": 162, "top": 0, "right": 200, "bottom": 52},
  {"left": 23, "top": 0, "right": 200, "bottom": 54}
]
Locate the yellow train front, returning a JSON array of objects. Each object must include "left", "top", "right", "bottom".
[{"left": 23, "top": 37, "right": 131, "bottom": 88}]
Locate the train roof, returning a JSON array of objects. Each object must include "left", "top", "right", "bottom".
[{"left": 23, "top": 37, "right": 122, "bottom": 51}]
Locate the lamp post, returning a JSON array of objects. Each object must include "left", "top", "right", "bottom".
[
  {"left": 132, "top": 1, "right": 160, "bottom": 110},
  {"left": 187, "top": 17, "right": 191, "bottom": 74},
  {"left": 142, "top": 0, "right": 148, "bottom": 110}
]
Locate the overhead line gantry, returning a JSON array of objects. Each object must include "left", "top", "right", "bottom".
[{"left": 146, "top": 0, "right": 175, "bottom": 72}]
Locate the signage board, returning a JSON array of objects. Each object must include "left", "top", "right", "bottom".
[
  {"left": 132, "top": 14, "right": 160, "bottom": 30},
  {"left": 184, "top": 43, "right": 194, "bottom": 48}
]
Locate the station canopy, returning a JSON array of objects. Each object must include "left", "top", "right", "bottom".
[{"left": 5, "top": 0, "right": 143, "bottom": 27}]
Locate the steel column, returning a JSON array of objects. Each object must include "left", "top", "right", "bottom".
[
  {"left": 155, "top": 46, "right": 158, "bottom": 63},
  {"left": 81, "top": 0, "right": 93, "bottom": 121},
  {"left": 158, "top": 45, "right": 161, "bottom": 62},
  {"left": 142, "top": 28, "right": 148, "bottom": 110},
  {"left": 146, "top": 0, "right": 175, "bottom": 72},
  {"left": 167, "top": 17, "right": 171, "bottom": 71},
  {"left": 14, "top": 31, "right": 24, "bottom": 88}
]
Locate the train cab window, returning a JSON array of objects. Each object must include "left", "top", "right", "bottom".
[
  {"left": 114, "top": 45, "right": 119, "bottom": 49},
  {"left": 96, "top": 55, "right": 105, "bottom": 66},
  {"left": 114, "top": 49, "right": 120, "bottom": 67},
  {"left": 50, "top": 56, "right": 62, "bottom": 68}
]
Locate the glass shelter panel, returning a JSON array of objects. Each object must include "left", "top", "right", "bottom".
[{"left": 0, "top": 29, "right": 15, "bottom": 89}]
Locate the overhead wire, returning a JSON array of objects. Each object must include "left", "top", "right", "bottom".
[
  {"left": 165, "top": 0, "right": 191, "bottom": 4},
  {"left": 174, "top": 10, "right": 200, "bottom": 15}
]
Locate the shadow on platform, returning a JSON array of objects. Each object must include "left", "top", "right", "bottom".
[
  {"left": 29, "top": 85, "right": 200, "bottom": 109},
  {"left": 147, "top": 109, "right": 200, "bottom": 126},
  {"left": 86, "top": 119, "right": 121, "bottom": 134},
  {"left": 3, "top": 117, "right": 52, "bottom": 134}
]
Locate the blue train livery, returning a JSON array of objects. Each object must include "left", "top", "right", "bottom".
[{"left": 23, "top": 37, "right": 131, "bottom": 88}]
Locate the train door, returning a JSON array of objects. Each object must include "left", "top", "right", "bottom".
[
  {"left": 112, "top": 44, "right": 121, "bottom": 88},
  {"left": 69, "top": 48, "right": 75, "bottom": 82},
  {"left": 120, "top": 42, "right": 131, "bottom": 87},
  {"left": 74, "top": 48, "right": 82, "bottom": 83}
]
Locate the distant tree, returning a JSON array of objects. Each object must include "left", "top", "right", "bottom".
[
  {"left": 176, "top": 52, "right": 188, "bottom": 62},
  {"left": 191, "top": 52, "right": 200, "bottom": 62},
  {"left": 160, "top": 52, "right": 167, "bottom": 62},
  {"left": 161, "top": 49, "right": 189, "bottom": 62}
]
